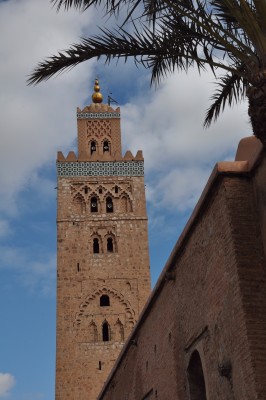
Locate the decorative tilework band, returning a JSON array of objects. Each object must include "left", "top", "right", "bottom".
[
  {"left": 57, "top": 161, "right": 144, "bottom": 177},
  {"left": 77, "top": 112, "right": 120, "bottom": 119}
]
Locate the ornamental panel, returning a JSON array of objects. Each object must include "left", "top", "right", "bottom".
[
  {"left": 77, "top": 112, "right": 120, "bottom": 119},
  {"left": 57, "top": 161, "right": 144, "bottom": 177}
]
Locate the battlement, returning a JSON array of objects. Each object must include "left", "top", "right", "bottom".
[
  {"left": 57, "top": 150, "right": 143, "bottom": 162},
  {"left": 56, "top": 150, "right": 144, "bottom": 177},
  {"left": 77, "top": 104, "right": 120, "bottom": 120}
]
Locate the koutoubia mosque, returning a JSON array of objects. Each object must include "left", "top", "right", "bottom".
[{"left": 55, "top": 80, "right": 151, "bottom": 399}]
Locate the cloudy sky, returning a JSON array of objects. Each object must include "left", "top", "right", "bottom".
[{"left": 0, "top": 0, "right": 250, "bottom": 398}]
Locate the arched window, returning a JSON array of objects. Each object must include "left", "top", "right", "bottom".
[
  {"left": 103, "top": 140, "right": 110, "bottom": 153},
  {"left": 107, "top": 238, "right": 114, "bottom": 252},
  {"left": 93, "top": 238, "right": 100, "bottom": 254},
  {"left": 106, "top": 197, "right": 113, "bottom": 213},
  {"left": 102, "top": 321, "right": 110, "bottom": 342},
  {"left": 91, "top": 141, "right": 97, "bottom": 155},
  {"left": 187, "top": 351, "right": 207, "bottom": 400},
  {"left": 115, "top": 185, "right": 119, "bottom": 193},
  {"left": 91, "top": 197, "right": 98, "bottom": 212},
  {"left": 100, "top": 295, "right": 110, "bottom": 307}
]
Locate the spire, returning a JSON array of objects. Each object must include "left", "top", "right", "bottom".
[{"left": 92, "top": 78, "right": 103, "bottom": 103}]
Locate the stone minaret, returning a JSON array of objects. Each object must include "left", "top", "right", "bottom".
[{"left": 55, "top": 80, "right": 151, "bottom": 399}]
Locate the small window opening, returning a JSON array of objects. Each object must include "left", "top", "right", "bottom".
[
  {"left": 99, "top": 188, "right": 102, "bottom": 194},
  {"left": 99, "top": 361, "right": 102, "bottom": 370},
  {"left": 84, "top": 187, "right": 88, "bottom": 194},
  {"left": 107, "top": 238, "right": 114, "bottom": 252},
  {"left": 93, "top": 238, "right": 100, "bottom": 254},
  {"left": 91, "top": 197, "right": 98, "bottom": 212},
  {"left": 106, "top": 197, "right": 113, "bottom": 213},
  {"left": 103, "top": 140, "right": 110, "bottom": 153},
  {"left": 77, "top": 263, "right": 80, "bottom": 272},
  {"left": 115, "top": 185, "right": 118, "bottom": 193},
  {"left": 91, "top": 141, "right": 96, "bottom": 154},
  {"left": 102, "top": 321, "right": 110, "bottom": 342},
  {"left": 100, "top": 295, "right": 110, "bottom": 307}
]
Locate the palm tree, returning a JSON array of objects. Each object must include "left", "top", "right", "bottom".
[{"left": 28, "top": 1, "right": 266, "bottom": 145}]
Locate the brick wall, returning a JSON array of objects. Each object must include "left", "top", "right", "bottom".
[{"left": 98, "top": 140, "right": 266, "bottom": 400}]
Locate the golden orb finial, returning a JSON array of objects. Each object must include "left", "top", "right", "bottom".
[{"left": 92, "top": 78, "right": 103, "bottom": 103}]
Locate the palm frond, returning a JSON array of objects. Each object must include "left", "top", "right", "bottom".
[{"left": 204, "top": 66, "right": 248, "bottom": 127}]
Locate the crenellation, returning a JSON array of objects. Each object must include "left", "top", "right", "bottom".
[{"left": 57, "top": 151, "right": 143, "bottom": 162}]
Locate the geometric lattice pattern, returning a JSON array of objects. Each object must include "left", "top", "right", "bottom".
[
  {"left": 57, "top": 161, "right": 144, "bottom": 177},
  {"left": 87, "top": 120, "right": 111, "bottom": 138},
  {"left": 77, "top": 112, "right": 120, "bottom": 119}
]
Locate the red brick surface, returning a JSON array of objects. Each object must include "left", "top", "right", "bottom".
[{"left": 98, "top": 147, "right": 266, "bottom": 400}]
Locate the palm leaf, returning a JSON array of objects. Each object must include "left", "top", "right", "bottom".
[{"left": 204, "top": 67, "right": 248, "bottom": 127}]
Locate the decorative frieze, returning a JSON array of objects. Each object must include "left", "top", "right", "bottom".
[
  {"left": 77, "top": 112, "right": 120, "bottom": 119},
  {"left": 57, "top": 161, "right": 144, "bottom": 177}
]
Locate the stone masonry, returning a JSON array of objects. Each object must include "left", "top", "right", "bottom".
[{"left": 55, "top": 89, "right": 151, "bottom": 399}]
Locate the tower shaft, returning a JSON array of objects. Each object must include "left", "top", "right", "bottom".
[{"left": 55, "top": 92, "right": 151, "bottom": 399}]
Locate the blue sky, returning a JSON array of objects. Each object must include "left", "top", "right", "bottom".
[{"left": 0, "top": 0, "right": 250, "bottom": 399}]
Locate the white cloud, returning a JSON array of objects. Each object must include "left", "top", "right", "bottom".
[
  {"left": 0, "top": 0, "right": 252, "bottom": 236},
  {"left": 0, "top": 245, "right": 56, "bottom": 295},
  {"left": 0, "top": 373, "right": 15, "bottom": 398},
  {"left": 0, "top": 0, "right": 98, "bottom": 216},
  {"left": 121, "top": 69, "right": 249, "bottom": 213}
]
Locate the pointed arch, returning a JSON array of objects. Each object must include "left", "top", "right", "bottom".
[
  {"left": 91, "top": 234, "right": 102, "bottom": 254},
  {"left": 105, "top": 233, "right": 117, "bottom": 253},
  {"left": 73, "top": 193, "right": 85, "bottom": 214},
  {"left": 106, "top": 196, "right": 113, "bottom": 213},
  {"left": 93, "top": 238, "right": 100, "bottom": 253},
  {"left": 114, "top": 319, "right": 124, "bottom": 342},
  {"left": 120, "top": 193, "right": 132, "bottom": 213},
  {"left": 88, "top": 321, "right": 98, "bottom": 343},
  {"left": 90, "top": 196, "right": 98, "bottom": 212},
  {"left": 75, "top": 286, "right": 136, "bottom": 328},
  {"left": 187, "top": 350, "right": 207, "bottom": 400},
  {"left": 102, "top": 320, "right": 111, "bottom": 342},
  {"left": 89, "top": 139, "right": 97, "bottom": 155},
  {"left": 102, "top": 138, "right": 111, "bottom": 154}
]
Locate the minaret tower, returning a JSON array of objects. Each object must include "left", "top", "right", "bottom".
[{"left": 55, "top": 80, "right": 151, "bottom": 399}]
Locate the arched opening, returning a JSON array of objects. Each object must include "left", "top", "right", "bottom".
[
  {"left": 90, "top": 196, "right": 98, "bottom": 212},
  {"left": 73, "top": 194, "right": 85, "bottom": 214},
  {"left": 115, "top": 319, "right": 124, "bottom": 342},
  {"left": 106, "top": 197, "right": 113, "bottom": 213},
  {"left": 100, "top": 295, "right": 110, "bottom": 307},
  {"left": 102, "top": 321, "right": 110, "bottom": 342},
  {"left": 107, "top": 237, "right": 114, "bottom": 252},
  {"left": 120, "top": 196, "right": 128, "bottom": 212},
  {"left": 88, "top": 321, "right": 98, "bottom": 343},
  {"left": 187, "top": 351, "right": 207, "bottom": 400},
  {"left": 103, "top": 140, "right": 110, "bottom": 153},
  {"left": 90, "top": 141, "right": 97, "bottom": 155},
  {"left": 115, "top": 185, "right": 119, "bottom": 193},
  {"left": 93, "top": 238, "right": 100, "bottom": 254}
]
